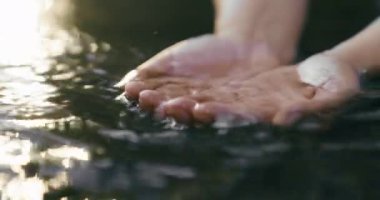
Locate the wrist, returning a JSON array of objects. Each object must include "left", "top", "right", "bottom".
[
  {"left": 214, "top": 0, "right": 258, "bottom": 40},
  {"left": 214, "top": 0, "right": 306, "bottom": 65},
  {"left": 215, "top": 33, "right": 297, "bottom": 66}
]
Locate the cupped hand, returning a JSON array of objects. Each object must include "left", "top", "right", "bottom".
[
  {"left": 116, "top": 35, "right": 359, "bottom": 126},
  {"left": 155, "top": 55, "right": 358, "bottom": 126},
  {"left": 192, "top": 53, "right": 360, "bottom": 126},
  {"left": 116, "top": 34, "right": 281, "bottom": 99}
]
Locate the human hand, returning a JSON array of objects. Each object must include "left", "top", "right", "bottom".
[
  {"left": 186, "top": 53, "right": 361, "bottom": 126},
  {"left": 115, "top": 34, "right": 282, "bottom": 116},
  {"left": 285, "top": 53, "right": 360, "bottom": 124},
  {"left": 115, "top": 34, "right": 280, "bottom": 85},
  {"left": 115, "top": 31, "right": 360, "bottom": 126},
  {"left": 121, "top": 52, "right": 360, "bottom": 126}
]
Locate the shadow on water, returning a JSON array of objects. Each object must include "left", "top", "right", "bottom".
[{"left": 0, "top": 0, "right": 380, "bottom": 199}]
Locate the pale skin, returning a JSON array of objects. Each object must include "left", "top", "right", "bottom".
[{"left": 116, "top": 0, "right": 380, "bottom": 126}]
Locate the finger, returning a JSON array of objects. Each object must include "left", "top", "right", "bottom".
[
  {"left": 139, "top": 90, "right": 166, "bottom": 112},
  {"left": 124, "top": 81, "right": 151, "bottom": 100},
  {"left": 125, "top": 80, "right": 167, "bottom": 100},
  {"left": 155, "top": 97, "right": 197, "bottom": 123},
  {"left": 192, "top": 102, "right": 258, "bottom": 126},
  {"left": 135, "top": 39, "right": 199, "bottom": 79},
  {"left": 272, "top": 104, "right": 303, "bottom": 126},
  {"left": 114, "top": 48, "right": 184, "bottom": 88},
  {"left": 114, "top": 70, "right": 139, "bottom": 88},
  {"left": 138, "top": 35, "right": 238, "bottom": 78},
  {"left": 192, "top": 102, "right": 232, "bottom": 124},
  {"left": 137, "top": 50, "right": 175, "bottom": 78},
  {"left": 115, "top": 45, "right": 181, "bottom": 88}
]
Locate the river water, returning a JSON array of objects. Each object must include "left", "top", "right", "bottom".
[{"left": 0, "top": 0, "right": 380, "bottom": 199}]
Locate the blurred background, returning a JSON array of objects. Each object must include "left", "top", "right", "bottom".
[{"left": 0, "top": 0, "right": 379, "bottom": 199}]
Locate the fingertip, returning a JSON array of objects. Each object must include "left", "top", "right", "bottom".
[
  {"left": 138, "top": 52, "right": 173, "bottom": 78},
  {"left": 156, "top": 97, "right": 197, "bottom": 124},
  {"left": 125, "top": 81, "right": 148, "bottom": 100},
  {"left": 192, "top": 103, "right": 215, "bottom": 124},
  {"left": 273, "top": 110, "right": 303, "bottom": 126},
  {"left": 139, "top": 90, "right": 165, "bottom": 111},
  {"left": 192, "top": 102, "right": 238, "bottom": 124},
  {"left": 114, "top": 70, "right": 138, "bottom": 88},
  {"left": 165, "top": 107, "right": 192, "bottom": 124},
  {"left": 272, "top": 105, "right": 303, "bottom": 126}
]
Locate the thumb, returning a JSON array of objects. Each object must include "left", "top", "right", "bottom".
[
  {"left": 114, "top": 47, "right": 174, "bottom": 88},
  {"left": 136, "top": 35, "right": 238, "bottom": 78}
]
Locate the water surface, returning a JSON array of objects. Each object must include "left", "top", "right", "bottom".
[{"left": 0, "top": 0, "right": 380, "bottom": 199}]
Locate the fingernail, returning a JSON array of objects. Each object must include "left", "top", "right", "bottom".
[{"left": 114, "top": 70, "right": 138, "bottom": 88}]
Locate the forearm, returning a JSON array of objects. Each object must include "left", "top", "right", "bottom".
[
  {"left": 214, "top": 0, "right": 308, "bottom": 63},
  {"left": 328, "top": 18, "right": 380, "bottom": 73}
]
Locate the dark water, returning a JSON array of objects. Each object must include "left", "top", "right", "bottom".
[{"left": 0, "top": 0, "right": 380, "bottom": 199}]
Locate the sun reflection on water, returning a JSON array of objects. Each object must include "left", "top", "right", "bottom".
[
  {"left": 0, "top": 0, "right": 78, "bottom": 65},
  {"left": 0, "top": 66, "right": 59, "bottom": 118},
  {"left": 0, "top": 0, "right": 92, "bottom": 120},
  {"left": 0, "top": 0, "right": 97, "bottom": 198},
  {"left": 0, "top": 130, "right": 92, "bottom": 199},
  {"left": 0, "top": 0, "right": 42, "bottom": 65}
]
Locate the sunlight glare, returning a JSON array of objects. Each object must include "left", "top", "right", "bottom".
[
  {"left": 46, "top": 146, "right": 90, "bottom": 161},
  {"left": 2, "top": 176, "right": 45, "bottom": 200},
  {"left": 0, "top": 134, "right": 32, "bottom": 166},
  {"left": 0, "top": 0, "right": 76, "bottom": 65},
  {"left": 0, "top": 0, "right": 43, "bottom": 65}
]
